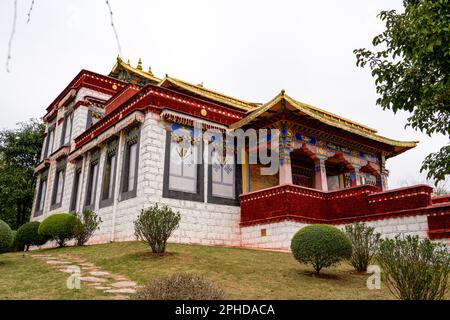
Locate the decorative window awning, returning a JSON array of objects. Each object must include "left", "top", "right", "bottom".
[
  {"left": 34, "top": 159, "right": 51, "bottom": 174},
  {"left": 161, "top": 109, "right": 228, "bottom": 132},
  {"left": 68, "top": 110, "right": 145, "bottom": 162}
]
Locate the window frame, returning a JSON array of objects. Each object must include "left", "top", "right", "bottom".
[
  {"left": 84, "top": 151, "right": 100, "bottom": 210},
  {"left": 60, "top": 111, "right": 74, "bottom": 146},
  {"left": 34, "top": 169, "right": 49, "bottom": 216},
  {"left": 163, "top": 129, "right": 204, "bottom": 202},
  {"left": 50, "top": 158, "right": 67, "bottom": 210},
  {"left": 44, "top": 124, "right": 56, "bottom": 158},
  {"left": 207, "top": 141, "right": 241, "bottom": 206},
  {"left": 119, "top": 127, "right": 141, "bottom": 201},
  {"left": 70, "top": 161, "right": 83, "bottom": 212},
  {"left": 100, "top": 140, "right": 118, "bottom": 208}
]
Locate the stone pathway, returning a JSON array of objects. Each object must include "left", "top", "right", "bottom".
[{"left": 31, "top": 253, "right": 138, "bottom": 300}]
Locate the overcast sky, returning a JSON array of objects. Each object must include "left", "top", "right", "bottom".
[{"left": 0, "top": 0, "right": 447, "bottom": 188}]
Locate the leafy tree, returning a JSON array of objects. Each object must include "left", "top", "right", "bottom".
[
  {"left": 0, "top": 119, "right": 45, "bottom": 229},
  {"left": 354, "top": 0, "right": 449, "bottom": 184}
]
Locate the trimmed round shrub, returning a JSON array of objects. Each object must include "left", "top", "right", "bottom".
[
  {"left": 0, "top": 219, "right": 13, "bottom": 253},
  {"left": 291, "top": 224, "right": 352, "bottom": 274},
  {"left": 16, "top": 221, "right": 48, "bottom": 251},
  {"left": 38, "top": 214, "right": 81, "bottom": 247},
  {"left": 132, "top": 273, "right": 225, "bottom": 300}
]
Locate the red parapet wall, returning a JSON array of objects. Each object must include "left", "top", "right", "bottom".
[
  {"left": 240, "top": 184, "right": 449, "bottom": 229},
  {"left": 427, "top": 213, "right": 450, "bottom": 240},
  {"left": 432, "top": 195, "right": 450, "bottom": 205}
]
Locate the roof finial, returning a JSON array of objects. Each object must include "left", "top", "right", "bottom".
[
  {"left": 136, "top": 58, "right": 143, "bottom": 70},
  {"left": 127, "top": 59, "right": 130, "bottom": 65},
  {"left": 147, "top": 65, "right": 153, "bottom": 76},
  {"left": 198, "top": 82, "right": 203, "bottom": 87},
  {"left": 281, "top": 89, "right": 285, "bottom": 96}
]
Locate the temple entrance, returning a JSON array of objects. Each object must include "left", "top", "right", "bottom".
[
  {"left": 325, "top": 153, "right": 352, "bottom": 191},
  {"left": 290, "top": 148, "right": 314, "bottom": 188}
]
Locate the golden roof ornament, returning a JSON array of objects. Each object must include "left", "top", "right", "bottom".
[
  {"left": 127, "top": 59, "right": 130, "bottom": 65},
  {"left": 148, "top": 65, "right": 153, "bottom": 76},
  {"left": 198, "top": 82, "right": 204, "bottom": 87},
  {"left": 137, "top": 58, "right": 143, "bottom": 70}
]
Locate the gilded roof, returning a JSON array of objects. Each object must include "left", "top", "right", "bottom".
[
  {"left": 229, "top": 91, "right": 418, "bottom": 152},
  {"left": 109, "top": 57, "right": 161, "bottom": 84},
  {"left": 108, "top": 58, "right": 418, "bottom": 154},
  {"left": 160, "top": 76, "right": 258, "bottom": 111}
]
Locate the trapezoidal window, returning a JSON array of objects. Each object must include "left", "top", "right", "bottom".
[
  {"left": 51, "top": 158, "right": 67, "bottom": 210},
  {"left": 70, "top": 161, "right": 83, "bottom": 212},
  {"left": 100, "top": 139, "right": 118, "bottom": 207},
  {"left": 85, "top": 150, "right": 100, "bottom": 210},
  {"left": 34, "top": 169, "right": 49, "bottom": 216},
  {"left": 120, "top": 126, "right": 140, "bottom": 201},
  {"left": 207, "top": 132, "right": 241, "bottom": 206},
  {"left": 163, "top": 124, "right": 204, "bottom": 202}
]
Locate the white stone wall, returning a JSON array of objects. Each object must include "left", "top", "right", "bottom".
[
  {"left": 241, "top": 216, "right": 429, "bottom": 251},
  {"left": 88, "top": 112, "right": 242, "bottom": 247}
]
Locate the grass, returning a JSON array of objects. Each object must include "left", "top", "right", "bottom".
[{"left": 0, "top": 241, "right": 444, "bottom": 300}]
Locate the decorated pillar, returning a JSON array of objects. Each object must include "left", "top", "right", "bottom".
[
  {"left": 377, "top": 153, "right": 386, "bottom": 191},
  {"left": 349, "top": 165, "right": 361, "bottom": 187},
  {"left": 241, "top": 147, "right": 250, "bottom": 193},
  {"left": 314, "top": 157, "right": 328, "bottom": 191},
  {"left": 279, "top": 117, "right": 293, "bottom": 185}
]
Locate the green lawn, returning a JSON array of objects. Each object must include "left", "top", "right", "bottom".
[{"left": 0, "top": 241, "right": 428, "bottom": 300}]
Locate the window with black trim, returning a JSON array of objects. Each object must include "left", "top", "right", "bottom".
[
  {"left": 120, "top": 127, "right": 140, "bottom": 200},
  {"left": 85, "top": 151, "right": 100, "bottom": 209},
  {"left": 100, "top": 139, "right": 118, "bottom": 207},
  {"left": 51, "top": 158, "right": 67, "bottom": 209},
  {"left": 44, "top": 125, "right": 55, "bottom": 158},
  {"left": 207, "top": 133, "right": 241, "bottom": 206},
  {"left": 61, "top": 111, "right": 74, "bottom": 146},
  {"left": 34, "top": 169, "right": 49, "bottom": 216},
  {"left": 70, "top": 161, "right": 83, "bottom": 212},
  {"left": 163, "top": 125, "right": 204, "bottom": 202}
]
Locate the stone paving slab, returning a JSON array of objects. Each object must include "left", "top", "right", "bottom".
[
  {"left": 111, "top": 281, "right": 137, "bottom": 288},
  {"left": 89, "top": 271, "right": 110, "bottom": 276},
  {"left": 105, "top": 288, "right": 137, "bottom": 294},
  {"left": 79, "top": 276, "right": 107, "bottom": 283}
]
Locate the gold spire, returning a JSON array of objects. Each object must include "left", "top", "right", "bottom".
[
  {"left": 136, "top": 58, "right": 143, "bottom": 70},
  {"left": 127, "top": 59, "right": 130, "bottom": 65},
  {"left": 147, "top": 65, "right": 153, "bottom": 76},
  {"left": 281, "top": 89, "right": 285, "bottom": 96}
]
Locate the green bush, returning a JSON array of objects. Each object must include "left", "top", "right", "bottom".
[
  {"left": 9, "top": 230, "right": 25, "bottom": 252},
  {"left": 132, "top": 273, "right": 225, "bottom": 300},
  {"left": 0, "top": 219, "right": 13, "bottom": 253},
  {"left": 16, "top": 221, "right": 48, "bottom": 251},
  {"left": 291, "top": 224, "right": 352, "bottom": 274},
  {"left": 377, "top": 235, "right": 450, "bottom": 300},
  {"left": 345, "top": 222, "right": 381, "bottom": 272},
  {"left": 73, "top": 210, "right": 102, "bottom": 246},
  {"left": 38, "top": 213, "right": 81, "bottom": 247},
  {"left": 134, "top": 204, "right": 181, "bottom": 254}
]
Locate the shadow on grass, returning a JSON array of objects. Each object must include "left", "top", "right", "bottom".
[
  {"left": 141, "top": 251, "right": 179, "bottom": 259},
  {"left": 297, "top": 270, "right": 343, "bottom": 280}
]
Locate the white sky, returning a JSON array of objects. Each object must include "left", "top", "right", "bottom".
[{"left": 0, "top": 0, "right": 447, "bottom": 188}]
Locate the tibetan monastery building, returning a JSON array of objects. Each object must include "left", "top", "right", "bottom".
[{"left": 31, "top": 57, "right": 450, "bottom": 249}]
